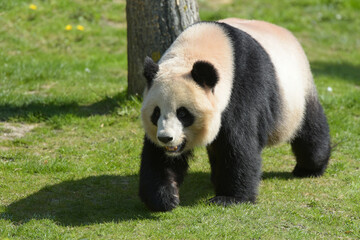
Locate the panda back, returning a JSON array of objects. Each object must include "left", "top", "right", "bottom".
[{"left": 220, "top": 18, "right": 315, "bottom": 144}]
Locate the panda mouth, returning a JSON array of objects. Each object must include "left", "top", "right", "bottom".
[{"left": 164, "top": 141, "right": 186, "bottom": 154}]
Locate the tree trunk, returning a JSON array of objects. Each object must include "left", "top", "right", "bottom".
[{"left": 126, "top": 0, "right": 200, "bottom": 95}]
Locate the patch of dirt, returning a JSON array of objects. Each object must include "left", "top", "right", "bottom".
[
  {"left": 24, "top": 90, "right": 38, "bottom": 95},
  {"left": 41, "top": 82, "right": 57, "bottom": 90},
  {"left": 0, "top": 146, "right": 10, "bottom": 151},
  {"left": 24, "top": 83, "right": 57, "bottom": 95},
  {"left": 0, "top": 122, "right": 38, "bottom": 141},
  {"left": 205, "top": 0, "right": 233, "bottom": 8},
  {"left": 102, "top": 18, "right": 126, "bottom": 29},
  {"left": 211, "top": 0, "right": 233, "bottom": 4}
]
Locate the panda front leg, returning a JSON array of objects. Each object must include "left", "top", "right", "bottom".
[
  {"left": 139, "top": 137, "right": 190, "bottom": 212},
  {"left": 206, "top": 129, "right": 262, "bottom": 206},
  {"left": 291, "top": 97, "right": 331, "bottom": 177}
]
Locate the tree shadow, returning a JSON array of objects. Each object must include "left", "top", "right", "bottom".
[
  {"left": 311, "top": 61, "right": 360, "bottom": 85},
  {"left": 0, "top": 90, "right": 137, "bottom": 121}
]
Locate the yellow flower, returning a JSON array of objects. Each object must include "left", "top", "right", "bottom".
[
  {"left": 65, "top": 25, "right": 72, "bottom": 31},
  {"left": 29, "top": 4, "right": 37, "bottom": 10},
  {"left": 76, "top": 25, "right": 85, "bottom": 31}
]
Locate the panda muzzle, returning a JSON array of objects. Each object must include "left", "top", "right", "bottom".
[
  {"left": 164, "top": 141, "right": 186, "bottom": 153},
  {"left": 165, "top": 146, "right": 179, "bottom": 152}
]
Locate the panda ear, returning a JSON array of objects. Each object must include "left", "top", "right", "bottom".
[
  {"left": 143, "top": 56, "right": 159, "bottom": 88},
  {"left": 191, "top": 61, "right": 219, "bottom": 90}
]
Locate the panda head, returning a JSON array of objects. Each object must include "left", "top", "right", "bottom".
[{"left": 141, "top": 56, "right": 221, "bottom": 156}]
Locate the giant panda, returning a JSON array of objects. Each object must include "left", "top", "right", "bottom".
[{"left": 139, "top": 18, "right": 331, "bottom": 212}]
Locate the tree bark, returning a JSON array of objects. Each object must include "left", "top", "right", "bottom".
[{"left": 126, "top": 0, "right": 200, "bottom": 95}]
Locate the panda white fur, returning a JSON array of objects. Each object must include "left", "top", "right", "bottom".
[{"left": 139, "top": 18, "right": 331, "bottom": 212}]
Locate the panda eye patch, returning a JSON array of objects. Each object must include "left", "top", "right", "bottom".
[
  {"left": 176, "top": 107, "right": 194, "bottom": 127},
  {"left": 151, "top": 106, "right": 160, "bottom": 126}
]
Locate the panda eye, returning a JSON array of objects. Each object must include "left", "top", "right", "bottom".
[
  {"left": 177, "top": 108, "right": 187, "bottom": 118},
  {"left": 176, "top": 107, "right": 194, "bottom": 127},
  {"left": 151, "top": 106, "right": 160, "bottom": 126}
]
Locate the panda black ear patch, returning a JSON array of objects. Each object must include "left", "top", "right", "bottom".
[
  {"left": 191, "top": 61, "right": 219, "bottom": 90},
  {"left": 143, "top": 56, "right": 159, "bottom": 88}
]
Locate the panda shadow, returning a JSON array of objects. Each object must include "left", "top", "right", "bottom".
[
  {"left": 179, "top": 171, "right": 295, "bottom": 207},
  {"left": 2, "top": 171, "right": 296, "bottom": 225},
  {"left": 261, "top": 171, "right": 295, "bottom": 180},
  {"left": 1, "top": 174, "right": 157, "bottom": 226},
  {"left": 179, "top": 171, "right": 214, "bottom": 207}
]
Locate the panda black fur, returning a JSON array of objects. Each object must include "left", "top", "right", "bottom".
[{"left": 140, "top": 19, "right": 331, "bottom": 212}]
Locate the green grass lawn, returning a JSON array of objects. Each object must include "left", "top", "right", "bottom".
[{"left": 1, "top": 0, "right": 359, "bottom": 239}]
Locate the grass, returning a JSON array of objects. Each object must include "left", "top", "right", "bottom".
[{"left": 0, "top": 0, "right": 359, "bottom": 239}]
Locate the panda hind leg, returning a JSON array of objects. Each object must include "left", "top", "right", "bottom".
[{"left": 291, "top": 97, "right": 331, "bottom": 177}]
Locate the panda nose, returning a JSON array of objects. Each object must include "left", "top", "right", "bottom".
[{"left": 158, "top": 136, "right": 173, "bottom": 144}]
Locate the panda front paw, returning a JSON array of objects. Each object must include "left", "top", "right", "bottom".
[
  {"left": 208, "top": 196, "right": 255, "bottom": 206},
  {"left": 292, "top": 165, "right": 326, "bottom": 178},
  {"left": 140, "top": 184, "right": 180, "bottom": 212}
]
